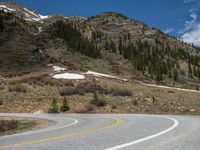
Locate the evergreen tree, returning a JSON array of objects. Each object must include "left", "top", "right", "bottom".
[
  {"left": 110, "top": 40, "right": 117, "bottom": 53},
  {"left": 0, "top": 15, "right": 4, "bottom": 31},
  {"left": 118, "top": 36, "right": 123, "bottom": 55},
  {"left": 105, "top": 40, "right": 110, "bottom": 50},
  {"left": 50, "top": 21, "right": 100, "bottom": 58},
  {"left": 60, "top": 97, "right": 70, "bottom": 112},
  {"left": 48, "top": 97, "right": 59, "bottom": 113},
  {"left": 173, "top": 68, "right": 179, "bottom": 81}
]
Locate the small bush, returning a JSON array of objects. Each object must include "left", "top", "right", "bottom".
[
  {"left": 0, "top": 86, "right": 4, "bottom": 91},
  {"left": 76, "top": 82, "right": 109, "bottom": 94},
  {"left": 73, "top": 104, "right": 94, "bottom": 113},
  {"left": 108, "top": 84, "right": 132, "bottom": 96},
  {"left": 90, "top": 92, "right": 107, "bottom": 107},
  {"left": 0, "top": 99, "right": 2, "bottom": 105},
  {"left": 0, "top": 120, "right": 18, "bottom": 132},
  {"left": 8, "top": 84, "right": 27, "bottom": 93},
  {"left": 48, "top": 97, "right": 59, "bottom": 113},
  {"left": 60, "top": 97, "right": 70, "bottom": 112},
  {"left": 59, "top": 86, "right": 84, "bottom": 96}
]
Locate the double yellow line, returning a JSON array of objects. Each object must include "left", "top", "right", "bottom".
[{"left": 0, "top": 116, "right": 123, "bottom": 149}]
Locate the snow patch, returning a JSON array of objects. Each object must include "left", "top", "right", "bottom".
[
  {"left": 39, "top": 14, "right": 49, "bottom": 19},
  {"left": 85, "top": 71, "right": 128, "bottom": 81},
  {"left": 24, "top": 8, "right": 38, "bottom": 17},
  {"left": 52, "top": 73, "right": 85, "bottom": 80},
  {"left": 0, "top": 5, "right": 15, "bottom": 12},
  {"left": 143, "top": 83, "right": 200, "bottom": 93},
  {"left": 52, "top": 66, "right": 66, "bottom": 72},
  {"left": 38, "top": 27, "right": 43, "bottom": 32}
]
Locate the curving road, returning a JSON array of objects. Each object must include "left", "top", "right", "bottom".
[{"left": 0, "top": 113, "right": 200, "bottom": 150}]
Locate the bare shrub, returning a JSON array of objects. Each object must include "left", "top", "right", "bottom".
[
  {"left": 90, "top": 92, "right": 107, "bottom": 107},
  {"left": 7, "top": 73, "right": 73, "bottom": 87},
  {"left": 0, "top": 120, "right": 18, "bottom": 132},
  {"left": 8, "top": 84, "right": 27, "bottom": 93},
  {"left": 0, "top": 86, "right": 4, "bottom": 91},
  {"left": 107, "top": 83, "right": 132, "bottom": 96},
  {"left": 59, "top": 86, "right": 84, "bottom": 96},
  {"left": 76, "top": 82, "right": 109, "bottom": 94},
  {"left": 73, "top": 104, "right": 94, "bottom": 113}
]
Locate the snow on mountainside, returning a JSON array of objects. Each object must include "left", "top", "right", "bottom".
[{"left": 0, "top": 2, "right": 49, "bottom": 22}]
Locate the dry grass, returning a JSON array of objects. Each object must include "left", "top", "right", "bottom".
[
  {"left": 7, "top": 72, "right": 73, "bottom": 87},
  {"left": 59, "top": 86, "right": 84, "bottom": 96},
  {"left": 8, "top": 84, "right": 27, "bottom": 93},
  {"left": 104, "top": 82, "right": 133, "bottom": 96},
  {"left": 73, "top": 103, "right": 94, "bottom": 113},
  {"left": 0, "top": 120, "right": 18, "bottom": 132},
  {"left": 59, "top": 81, "right": 109, "bottom": 96},
  {"left": 90, "top": 93, "right": 107, "bottom": 107},
  {"left": 76, "top": 82, "right": 109, "bottom": 94}
]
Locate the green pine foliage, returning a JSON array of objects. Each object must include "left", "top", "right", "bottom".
[
  {"left": 60, "top": 97, "right": 70, "bottom": 112},
  {"left": 103, "top": 37, "right": 200, "bottom": 81},
  {"left": 48, "top": 97, "right": 59, "bottom": 113},
  {"left": 50, "top": 21, "right": 100, "bottom": 58},
  {"left": 90, "top": 92, "right": 106, "bottom": 107}
]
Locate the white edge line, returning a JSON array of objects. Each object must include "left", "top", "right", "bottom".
[
  {"left": 105, "top": 116, "right": 179, "bottom": 150},
  {"left": 0, "top": 115, "right": 78, "bottom": 139}
]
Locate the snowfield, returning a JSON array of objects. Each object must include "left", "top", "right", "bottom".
[
  {"left": 143, "top": 83, "right": 200, "bottom": 93},
  {"left": 39, "top": 14, "right": 49, "bottom": 19},
  {"left": 52, "top": 73, "right": 85, "bottom": 80},
  {"left": 0, "top": 4, "right": 49, "bottom": 22},
  {"left": 85, "top": 71, "right": 128, "bottom": 81},
  {"left": 52, "top": 66, "right": 66, "bottom": 72},
  {"left": 51, "top": 69, "right": 127, "bottom": 81}
]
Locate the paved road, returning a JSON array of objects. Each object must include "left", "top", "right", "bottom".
[{"left": 0, "top": 113, "right": 200, "bottom": 150}]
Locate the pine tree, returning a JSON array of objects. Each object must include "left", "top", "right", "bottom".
[
  {"left": 48, "top": 97, "right": 59, "bottom": 113},
  {"left": 173, "top": 68, "right": 179, "bottom": 81},
  {"left": 60, "top": 97, "right": 70, "bottom": 112},
  {"left": 110, "top": 40, "right": 117, "bottom": 53},
  {"left": 0, "top": 15, "right": 4, "bottom": 31},
  {"left": 119, "top": 36, "right": 123, "bottom": 55},
  {"left": 105, "top": 40, "right": 110, "bottom": 50}
]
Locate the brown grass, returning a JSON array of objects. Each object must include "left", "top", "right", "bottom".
[
  {"left": 0, "top": 120, "right": 18, "bottom": 132},
  {"left": 76, "top": 82, "right": 109, "bottom": 94},
  {"left": 7, "top": 72, "right": 74, "bottom": 87},
  {"left": 73, "top": 103, "right": 94, "bottom": 113},
  {"left": 104, "top": 82, "right": 133, "bottom": 96},
  {"left": 59, "top": 86, "right": 84, "bottom": 96},
  {"left": 8, "top": 84, "right": 27, "bottom": 93}
]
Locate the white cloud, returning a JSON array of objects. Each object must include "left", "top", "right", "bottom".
[
  {"left": 184, "top": 0, "right": 196, "bottom": 3},
  {"left": 164, "top": 28, "right": 174, "bottom": 34},
  {"left": 181, "top": 24, "right": 200, "bottom": 46},
  {"left": 179, "top": 11, "right": 198, "bottom": 34},
  {"left": 180, "top": 9, "right": 200, "bottom": 46}
]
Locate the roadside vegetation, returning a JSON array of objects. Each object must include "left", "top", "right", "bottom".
[
  {"left": 0, "top": 69, "right": 200, "bottom": 115},
  {"left": 0, "top": 119, "right": 37, "bottom": 136}
]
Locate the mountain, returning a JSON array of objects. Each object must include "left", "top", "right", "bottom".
[{"left": 0, "top": 2, "right": 200, "bottom": 83}]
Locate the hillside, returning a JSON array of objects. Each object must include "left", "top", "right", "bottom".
[
  {"left": 0, "top": 2, "right": 200, "bottom": 115},
  {"left": 0, "top": 2, "right": 200, "bottom": 84}
]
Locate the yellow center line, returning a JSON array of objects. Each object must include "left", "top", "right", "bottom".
[{"left": 0, "top": 116, "right": 123, "bottom": 149}]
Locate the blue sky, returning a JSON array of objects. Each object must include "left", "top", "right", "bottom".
[{"left": 2, "top": 0, "right": 200, "bottom": 46}]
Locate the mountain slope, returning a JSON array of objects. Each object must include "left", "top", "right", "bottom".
[{"left": 0, "top": 2, "right": 200, "bottom": 83}]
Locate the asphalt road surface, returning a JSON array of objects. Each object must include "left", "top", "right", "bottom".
[{"left": 0, "top": 113, "right": 200, "bottom": 150}]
